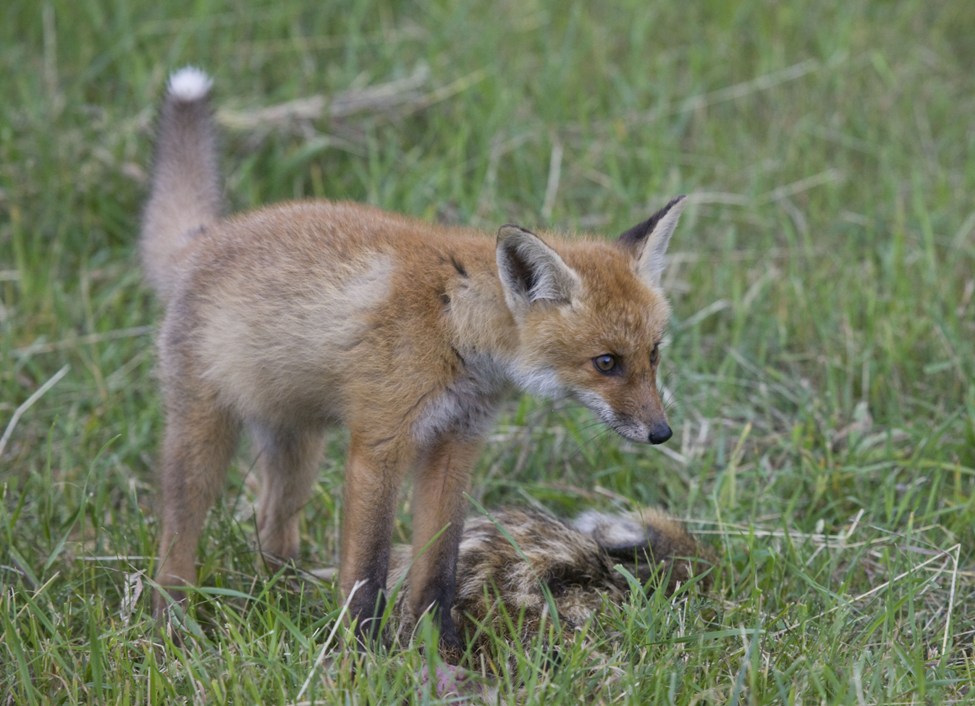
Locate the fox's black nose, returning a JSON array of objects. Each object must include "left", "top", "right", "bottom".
[{"left": 648, "top": 423, "right": 672, "bottom": 445}]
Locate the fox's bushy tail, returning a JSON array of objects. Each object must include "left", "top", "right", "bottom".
[{"left": 140, "top": 67, "right": 222, "bottom": 302}]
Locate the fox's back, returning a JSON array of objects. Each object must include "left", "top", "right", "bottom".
[{"left": 159, "top": 200, "right": 498, "bottom": 425}]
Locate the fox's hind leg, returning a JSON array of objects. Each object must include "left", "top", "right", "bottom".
[
  {"left": 251, "top": 423, "right": 326, "bottom": 566},
  {"left": 153, "top": 386, "right": 240, "bottom": 617}
]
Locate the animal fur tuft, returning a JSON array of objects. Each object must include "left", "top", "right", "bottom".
[{"left": 387, "top": 506, "right": 712, "bottom": 657}]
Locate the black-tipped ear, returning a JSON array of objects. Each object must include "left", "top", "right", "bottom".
[
  {"left": 496, "top": 225, "right": 580, "bottom": 313},
  {"left": 618, "top": 195, "right": 687, "bottom": 249},
  {"left": 618, "top": 195, "right": 687, "bottom": 288}
]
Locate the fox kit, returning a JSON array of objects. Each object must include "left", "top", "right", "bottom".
[
  {"left": 142, "top": 67, "right": 687, "bottom": 654},
  {"left": 388, "top": 506, "right": 712, "bottom": 655}
]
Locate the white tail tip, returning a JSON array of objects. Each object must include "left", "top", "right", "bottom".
[{"left": 167, "top": 66, "right": 212, "bottom": 102}]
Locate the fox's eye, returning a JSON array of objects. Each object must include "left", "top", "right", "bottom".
[
  {"left": 592, "top": 354, "right": 618, "bottom": 374},
  {"left": 650, "top": 344, "right": 660, "bottom": 366}
]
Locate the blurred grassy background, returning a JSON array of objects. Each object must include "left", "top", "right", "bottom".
[{"left": 2, "top": 0, "right": 973, "bottom": 702}]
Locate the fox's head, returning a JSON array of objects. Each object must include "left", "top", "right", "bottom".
[{"left": 496, "top": 196, "right": 686, "bottom": 445}]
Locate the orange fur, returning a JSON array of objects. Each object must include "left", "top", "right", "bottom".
[{"left": 142, "top": 69, "right": 687, "bottom": 654}]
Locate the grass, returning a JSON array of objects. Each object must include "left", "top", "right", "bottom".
[{"left": 2, "top": 0, "right": 974, "bottom": 702}]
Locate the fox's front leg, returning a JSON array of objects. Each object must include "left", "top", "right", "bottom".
[
  {"left": 409, "top": 436, "right": 482, "bottom": 659},
  {"left": 338, "top": 433, "right": 412, "bottom": 646}
]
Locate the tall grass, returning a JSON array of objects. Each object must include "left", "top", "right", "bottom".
[{"left": 2, "top": 0, "right": 973, "bottom": 702}]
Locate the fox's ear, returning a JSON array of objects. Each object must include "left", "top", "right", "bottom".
[
  {"left": 496, "top": 225, "right": 580, "bottom": 312},
  {"left": 618, "top": 195, "right": 687, "bottom": 288}
]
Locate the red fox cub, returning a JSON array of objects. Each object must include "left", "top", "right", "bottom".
[
  {"left": 142, "top": 67, "right": 688, "bottom": 654},
  {"left": 388, "top": 506, "right": 712, "bottom": 655}
]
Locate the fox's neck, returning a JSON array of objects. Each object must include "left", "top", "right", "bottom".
[
  {"left": 441, "top": 258, "right": 562, "bottom": 400},
  {"left": 444, "top": 265, "right": 519, "bottom": 361}
]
